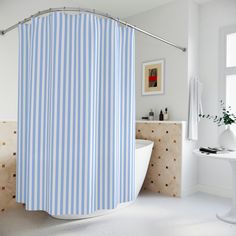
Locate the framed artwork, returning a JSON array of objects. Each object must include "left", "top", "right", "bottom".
[{"left": 142, "top": 59, "right": 164, "bottom": 95}]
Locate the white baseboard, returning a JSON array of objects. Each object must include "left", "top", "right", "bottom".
[
  {"left": 181, "top": 185, "right": 199, "bottom": 197},
  {"left": 196, "top": 184, "right": 231, "bottom": 198},
  {"left": 182, "top": 184, "right": 231, "bottom": 198}
]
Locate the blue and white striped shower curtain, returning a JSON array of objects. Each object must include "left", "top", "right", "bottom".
[{"left": 16, "top": 12, "right": 135, "bottom": 216}]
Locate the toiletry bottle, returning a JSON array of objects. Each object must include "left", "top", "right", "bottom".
[
  {"left": 149, "top": 109, "right": 154, "bottom": 120},
  {"left": 164, "top": 107, "right": 169, "bottom": 120},
  {"left": 159, "top": 110, "right": 164, "bottom": 121}
]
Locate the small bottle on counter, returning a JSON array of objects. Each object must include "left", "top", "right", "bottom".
[
  {"left": 149, "top": 109, "right": 154, "bottom": 120},
  {"left": 141, "top": 116, "right": 149, "bottom": 120},
  {"left": 159, "top": 110, "right": 164, "bottom": 121},
  {"left": 164, "top": 107, "right": 169, "bottom": 120}
]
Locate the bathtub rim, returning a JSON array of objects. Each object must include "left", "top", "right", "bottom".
[{"left": 135, "top": 139, "right": 154, "bottom": 150}]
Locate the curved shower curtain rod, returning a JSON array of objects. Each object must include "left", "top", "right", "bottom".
[{"left": 0, "top": 7, "right": 187, "bottom": 52}]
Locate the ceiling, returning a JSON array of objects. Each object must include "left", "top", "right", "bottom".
[
  {"left": 0, "top": 0, "right": 175, "bottom": 19},
  {"left": 195, "top": 0, "right": 216, "bottom": 3},
  {"left": 60, "top": 0, "right": 176, "bottom": 18},
  {"left": 0, "top": 0, "right": 218, "bottom": 24},
  {"left": 66, "top": 0, "right": 219, "bottom": 18}
]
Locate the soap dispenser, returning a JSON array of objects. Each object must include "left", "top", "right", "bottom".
[
  {"left": 159, "top": 110, "right": 164, "bottom": 121},
  {"left": 149, "top": 109, "right": 154, "bottom": 120},
  {"left": 164, "top": 107, "right": 169, "bottom": 120}
]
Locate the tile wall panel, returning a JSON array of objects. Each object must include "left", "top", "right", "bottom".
[
  {"left": 0, "top": 122, "right": 18, "bottom": 212},
  {"left": 136, "top": 122, "right": 182, "bottom": 197}
]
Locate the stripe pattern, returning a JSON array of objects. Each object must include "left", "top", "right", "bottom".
[{"left": 17, "top": 12, "right": 135, "bottom": 216}]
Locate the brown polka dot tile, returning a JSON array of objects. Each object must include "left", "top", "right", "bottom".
[
  {"left": 136, "top": 121, "right": 182, "bottom": 197},
  {"left": 0, "top": 121, "right": 18, "bottom": 211}
]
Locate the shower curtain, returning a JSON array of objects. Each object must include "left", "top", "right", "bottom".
[{"left": 16, "top": 12, "right": 135, "bottom": 215}]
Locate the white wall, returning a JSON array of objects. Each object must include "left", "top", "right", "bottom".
[
  {"left": 182, "top": 0, "right": 199, "bottom": 195},
  {"left": 126, "top": 0, "right": 189, "bottom": 121},
  {"left": 127, "top": 0, "right": 199, "bottom": 195},
  {"left": 187, "top": 0, "right": 199, "bottom": 79},
  {"left": 0, "top": 0, "right": 81, "bottom": 120},
  {"left": 198, "top": 0, "right": 236, "bottom": 197},
  {"left": 1, "top": 0, "right": 175, "bottom": 120},
  {"left": 0, "top": 0, "right": 200, "bottom": 123}
]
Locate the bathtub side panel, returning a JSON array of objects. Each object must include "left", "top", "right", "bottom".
[
  {"left": 135, "top": 141, "right": 153, "bottom": 197},
  {"left": 136, "top": 122, "right": 182, "bottom": 197}
]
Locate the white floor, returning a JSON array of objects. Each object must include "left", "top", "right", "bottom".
[{"left": 1, "top": 191, "right": 236, "bottom": 236}]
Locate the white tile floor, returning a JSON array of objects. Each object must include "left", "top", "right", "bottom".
[{"left": 1, "top": 191, "right": 236, "bottom": 236}]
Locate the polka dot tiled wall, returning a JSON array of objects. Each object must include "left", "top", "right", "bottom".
[
  {"left": 0, "top": 122, "right": 18, "bottom": 212},
  {"left": 136, "top": 122, "right": 182, "bottom": 197}
]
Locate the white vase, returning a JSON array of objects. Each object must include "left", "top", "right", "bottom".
[{"left": 219, "top": 125, "right": 236, "bottom": 150}]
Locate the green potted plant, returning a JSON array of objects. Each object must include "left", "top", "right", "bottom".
[{"left": 199, "top": 100, "right": 236, "bottom": 150}]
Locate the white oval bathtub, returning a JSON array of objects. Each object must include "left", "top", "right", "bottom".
[{"left": 53, "top": 139, "right": 153, "bottom": 220}]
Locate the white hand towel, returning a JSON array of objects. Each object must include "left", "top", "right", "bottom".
[{"left": 188, "top": 77, "right": 203, "bottom": 140}]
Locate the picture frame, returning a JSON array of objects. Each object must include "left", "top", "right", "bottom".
[{"left": 142, "top": 59, "right": 165, "bottom": 95}]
